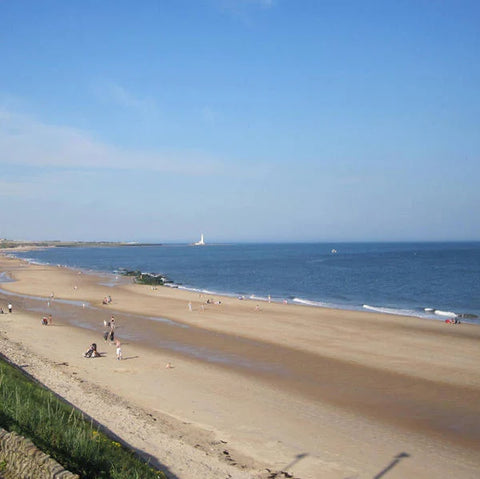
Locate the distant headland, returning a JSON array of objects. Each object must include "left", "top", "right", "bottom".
[{"left": 0, "top": 239, "right": 162, "bottom": 249}]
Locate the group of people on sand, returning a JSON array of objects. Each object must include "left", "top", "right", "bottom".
[
  {"left": 84, "top": 340, "right": 122, "bottom": 360},
  {"left": 0, "top": 303, "right": 13, "bottom": 314},
  {"left": 84, "top": 315, "right": 122, "bottom": 359},
  {"left": 84, "top": 342, "right": 101, "bottom": 358},
  {"left": 205, "top": 298, "right": 222, "bottom": 305},
  {"left": 41, "top": 314, "right": 53, "bottom": 326},
  {"left": 445, "top": 317, "right": 461, "bottom": 325},
  {"left": 102, "top": 295, "right": 112, "bottom": 305},
  {"left": 103, "top": 315, "right": 116, "bottom": 342}
]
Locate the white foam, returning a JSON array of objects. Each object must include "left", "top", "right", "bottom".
[
  {"left": 12, "top": 257, "right": 49, "bottom": 266},
  {"left": 249, "top": 294, "right": 270, "bottom": 302},
  {"left": 433, "top": 309, "right": 457, "bottom": 317},
  {"left": 177, "top": 285, "right": 218, "bottom": 295},
  {"left": 423, "top": 307, "right": 459, "bottom": 318},
  {"left": 293, "top": 297, "right": 329, "bottom": 307},
  {"left": 424, "top": 307, "right": 457, "bottom": 317},
  {"left": 363, "top": 304, "right": 421, "bottom": 317}
]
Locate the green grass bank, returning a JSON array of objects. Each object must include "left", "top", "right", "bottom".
[{"left": 0, "top": 356, "right": 166, "bottom": 479}]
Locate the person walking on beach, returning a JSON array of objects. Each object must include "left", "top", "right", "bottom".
[
  {"left": 109, "top": 318, "right": 116, "bottom": 342},
  {"left": 115, "top": 340, "right": 122, "bottom": 360},
  {"left": 8, "top": 303, "right": 12, "bottom": 313}
]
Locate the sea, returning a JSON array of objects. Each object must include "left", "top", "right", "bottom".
[{"left": 6, "top": 242, "right": 480, "bottom": 324}]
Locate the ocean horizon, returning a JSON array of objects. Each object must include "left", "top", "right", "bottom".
[{"left": 6, "top": 241, "right": 480, "bottom": 324}]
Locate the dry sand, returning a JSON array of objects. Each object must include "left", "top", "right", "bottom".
[{"left": 0, "top": 252, "right": 479, "bottom": 478}]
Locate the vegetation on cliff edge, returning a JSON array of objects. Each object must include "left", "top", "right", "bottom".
[{"left": 0, "top": 357, "right": 166, "bottom": 479}]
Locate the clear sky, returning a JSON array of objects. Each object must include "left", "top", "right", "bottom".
[{"left": 1, "top": 0, "right": 479, "bottom": 243}]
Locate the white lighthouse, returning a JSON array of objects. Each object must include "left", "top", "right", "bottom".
[{"left": 194, "top": 234, "right": 205, "bottom": 246}]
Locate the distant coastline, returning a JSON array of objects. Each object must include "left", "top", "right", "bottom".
[{"left": 0, "top": 239, "right": 162, "bottom": 249}]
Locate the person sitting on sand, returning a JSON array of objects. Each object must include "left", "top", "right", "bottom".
[
  {"left": 84, "top": 343, "right": 100, "bottom": 358},
  {"left": 42, "top": 316, "right": 48, "bottom": 326}
]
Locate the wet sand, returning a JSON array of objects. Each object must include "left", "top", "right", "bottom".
[{"left": 1, "top": 252, "right": 480, "bottom": 478}]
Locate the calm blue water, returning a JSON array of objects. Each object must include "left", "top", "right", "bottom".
[{"left": 7, "top": 242, "right": 480, "bottom": 323}]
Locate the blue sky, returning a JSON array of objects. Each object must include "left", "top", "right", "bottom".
[{"left": 1, "top": 0, "right": 479, "bottom": 242}]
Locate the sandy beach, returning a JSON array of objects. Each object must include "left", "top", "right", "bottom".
[{"left": 1, "top": 252, "right": 480, "bottom": 479}]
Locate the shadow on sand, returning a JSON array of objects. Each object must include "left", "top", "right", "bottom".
[
  {"left": 373, "top": 452, "right": 410, "bottom": 479},
  {"left": 118, "top": 355, "right": 139, "bottom": 361},
  {"left": 268, "top": 452, "right": 308, "bottom": 478},
  {"left": 343, "top": 452, "right": 410, "bottom": 479}
]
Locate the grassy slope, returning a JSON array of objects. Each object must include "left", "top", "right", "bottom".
[{"left": 0, "top": 357, "right": 166, "bottom": 479}]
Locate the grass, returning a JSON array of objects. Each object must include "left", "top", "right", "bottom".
[{"left": 0, "top": 357, "right": 166, "bottom": 479}]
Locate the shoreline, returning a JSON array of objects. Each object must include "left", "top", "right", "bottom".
[
  {"left": 1, "top": 253, "right": 480, "bottom": 478},
  {"left": 4, "top": 247, "right": 478, "bottom": 325}
]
